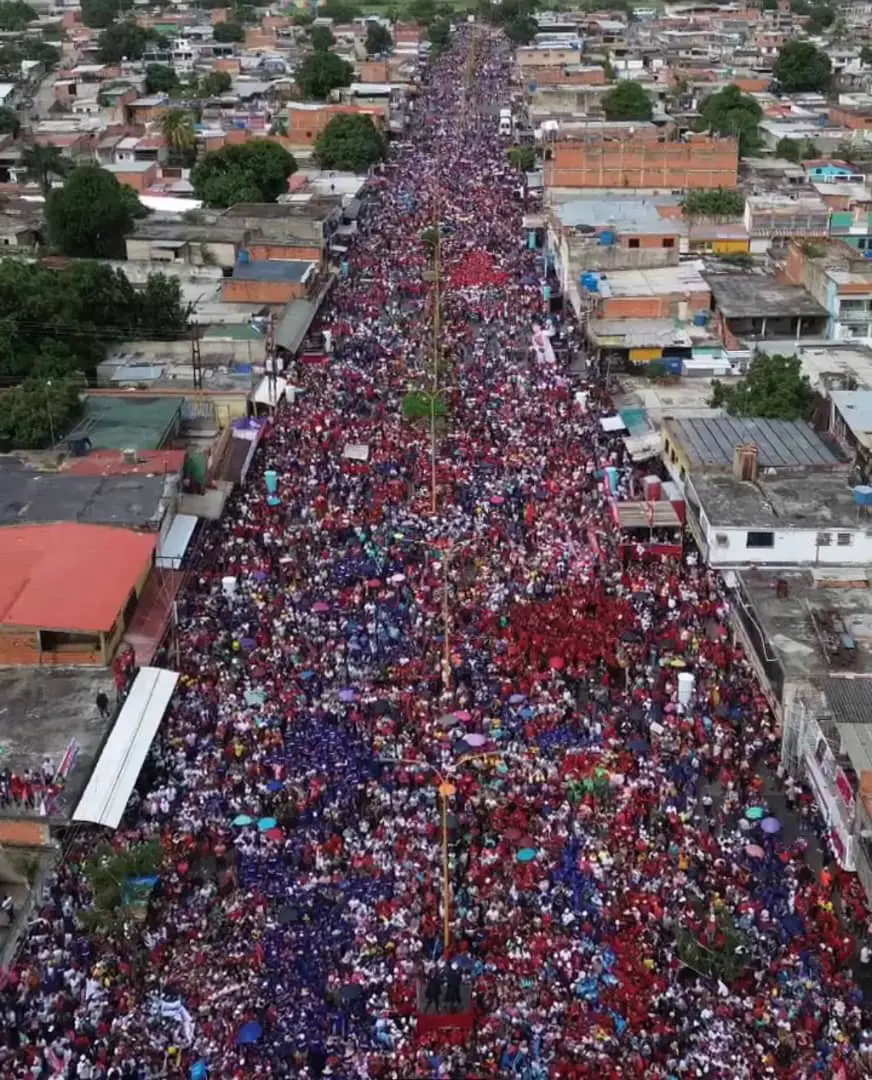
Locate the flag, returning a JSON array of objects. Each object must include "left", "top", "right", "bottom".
[{"left": 152, "top": 996, "right": 195, "bottom": 1044}]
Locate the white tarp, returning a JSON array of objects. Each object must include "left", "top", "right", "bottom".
[
  {"left": 73, "top": 667, "right": 179, "bottom": 830},
  {"left": 252, "top": 375, "right": 288, "bottom": 408},
  {"left": 156, "top": 514, "right": 197, "bottom": 570}
]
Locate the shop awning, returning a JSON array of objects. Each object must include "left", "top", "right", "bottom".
[
  {"left": 73, "top": 667, "right": 179, "bottom": 830},
  {"left": 275, "top": 298, "right": 317, "bottom": 354},
  {"left": 156, "top": 514, "right": 197, "bottom": 570},
  {"left": 252, "top": 375, "right": 288, "bottom": 409}
]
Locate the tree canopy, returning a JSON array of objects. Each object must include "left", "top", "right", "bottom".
[
  {"left": 0, "top": 0, "right": 35, "bottom": 30},
  {"left": 320, "top": 0, "right": 361, "bottom": 18},
  {"left": 365, "top": 22, "right": 392, "bottom": 55},
  {"left": 80, "top": 0, "right": 130, "bottom": 28},
  {"left": 428, "top": 15, "right": 451, "bottom": 52},
  {"left": 504, "top": 13, "right": 538, "bottom": 43},
  {"left": 295, "top": 49, "right": 354, "bottom": 100},
  {"left": 681, "top": 187, "right": 746, "bottom": 218},
  {"left": 213, "top": 20, "right": 244, "bottom": 42},
  {"left": 601, "top": 80, "right": 652, "bottom": 122},
  {"left": 191, "top": 140, "right": 297, "bottom": 207},
  {"left": 507, "top": 145, "right": 536, "bottom": 171},
  {"left": 314, "top": 113, "right": 385, "bottom": 172},
  {"left": 200, "top": 69, "right": 232, "bottom": 96},
  {"left": 710, "top": 352, "right": 814, "bottom": 420},
  {"left": 696, "top": 84, "right": 762, "bottom": 157},
  {"left": 144, "top": 63, "right": 179, "bottom": 96},
  {"left": 0, "top": 106, "right": 20, "bottom": 137},
  {"left": 21, "top": 143, "right": 70, "bottom": 199},
  {"left": 775, "top": 135, "right": 818, "bottom": 163},
  {"left": 773, "top": 39, "right": 831, "bottom": 92},
  {"left": 97, "top": 21, "right": 162, "bottom": 63},
  {"left": 311, "top": 23, "right": 336, "bottom": 51},
  {"left": 0, "top": 259, "right": 190, "bottom": 391},
  {"left": 0, "top": 379, "right": 84, "bottom": 450},
  {"left": 46, "top": 165, "right": 145, "bottom": 259}
]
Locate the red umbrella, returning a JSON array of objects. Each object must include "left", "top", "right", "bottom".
[
  {"left": 265, "top": 828, "right": 283, "bottom": 842},
  {"left": 549, "top": 656, "right": 565, "bottom": 671}
]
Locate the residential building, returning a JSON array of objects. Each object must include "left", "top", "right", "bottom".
[
  {"left": 707, "top": 273, "right": 829, "bottom": 348},
  {"left": 784, "top": 239, "right": 872, "bottom": 343},
  {"left": 743, "top": 194, "right": 831, "bottom": 251}
]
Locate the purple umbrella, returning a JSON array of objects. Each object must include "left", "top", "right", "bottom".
[
  {"left": 240, "top": 637, "right": 256, "bottom": 650},
  {"left": 312, "top": 602, "right": 330, "bottom": 614},
  {"left": 760, "top": 817, "right": 781, "bottom": 835},
  {"left": 253, "top": 570, "right": 269, "bottom": 581},
  {"left": 463, "top": 733, "right": 487, "bottom": 748},
  {"left": 338, "top": 689, "right": 357, "bottom": 703},
  {"left": 508, "top": 693, "right": 526, "bottom": 705}
]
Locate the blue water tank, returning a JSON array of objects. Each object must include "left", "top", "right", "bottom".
[
  {"left": 599, "top": 230, "right": 616, "bottom": 247},
  {"left": 693, "top": 311, "right": 708, "bottom": 327},
  {"left": 665, "top": 356, "right": 683, "bottom": 376},
  {"left": 238, "top": 249, "right": 250, "bottom": 264},
  {"left": 580, "top": 272, "right": 599, "bottom": 292},
  {"left": 854, "top": 486, "right": 872, "bottom": 506}
]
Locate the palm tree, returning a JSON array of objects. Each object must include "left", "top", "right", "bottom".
[
  {"left": 159, "top": 107, "right": 196, "bottom": 167},
  {"left": 20, "top": 142, "right": 69, "bottom": 199}
]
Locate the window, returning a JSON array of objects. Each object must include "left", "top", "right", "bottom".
[
  {"left": 662, "top": 237, "right": 675, "bottom": 248},
  {"left": 817, "top": 532, "right": 832, "bottom": 546},
  {"left": 746, "top": 531, "right": 774, "bottom": 548},
  {"left": 837, "top": 532, "right": 853, "bottom": 546},
  {"left": 628, "top": 237, "right": 640, "bottom": 249},
  {"left": 714, "top": 533, "right": 729, "bottom": 547}
]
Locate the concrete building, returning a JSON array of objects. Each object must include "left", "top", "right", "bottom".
[
  {"left": 784, "top": 239, "right": 872, "bottom": 343},
  {"left": 706, "top": 273, "right": 829, "bottom": 349},
  {"left": 743, "top": 194, "right": 831, "bottom": 252}
]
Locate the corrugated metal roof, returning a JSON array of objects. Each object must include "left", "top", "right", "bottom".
[
  {"left": 275, "top": 298, "right": 316, "bottom": 353},
  {"left": 824, "top": 676, "right": 872, "bottom": 727},
  {"left": 667, "top": 417, "right": 843, "bottom": 470}
]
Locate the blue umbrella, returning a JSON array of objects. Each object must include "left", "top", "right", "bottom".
[
  {"left": 267, "top": 780, "right": 282, "bottom": 792},
  {"left": 258, "top": 817, "right": 278, "bottom": 831},
  {"left": 236, "top": 1021, "right": 263, "bottom": 1046},
  {"left": 300, "top": 671, "right": 316, "bottom": 681},
  {"left": 232, "top": 814, "right": 254, "bottom": 827},
  {"left": 516, "top": 848, "right": 537, "bottom": 863},
  {"left": 190, "top": 1063, "right": 208, "bottom": 1080},
  {"left": 509, "top": 693, "right": 526, "bottom": 705},
  {"left": 760, "top": 817, "right": 781, "bottom": 835},
  {"left": 338, "top": 689, "right": 357, "bottom": 703}
]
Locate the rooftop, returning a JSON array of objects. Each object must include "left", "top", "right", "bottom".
[
  {"left": 665, "top": 416, "right": 845, "bottom": 470},
  {"left": 830, "top": 389, "right": 872, "bottom": 447},
  {"left": 0, "top": 460, "right": 170, "bottom": 529},
  {"left": 0, "top": 523, "right": 156, "bottom": 634},
  {"left": 71, "top": 395, "right": 184, "bottom": 453},
  {"left": 555, "top": 195, "right": 677, "bottom": 235},
  {"left": 707, "top": 274, "right": 828, "bottom": 318},
  {"left": 0, "top": 668, "right": 115, "bottom": 820},
  {"left": 598, "top": 262, "right": 709, "bottom": 298},
  {"left": 691, "top": 470, "right": 863, "bottom": 529},
  {"left": 737, "top": 567, "right": 872, "bottom": 684},
  {"left": 233, "top": 259, "right": 315, "bottom": 283},
  {"left": 754, "top": 341, "right": 872, "bottom": 393}
]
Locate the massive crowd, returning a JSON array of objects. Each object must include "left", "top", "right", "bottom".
[{"left": 1, "top": 25, "right": 872, "bottom": 1080}]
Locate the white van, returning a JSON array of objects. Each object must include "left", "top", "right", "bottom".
[{"left": 498, "top": 108, "right": 513, "bottom": 136}]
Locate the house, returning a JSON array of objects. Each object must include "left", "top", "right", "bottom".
[
  {"left": 101, "top": 161, "right": 159, "bottom": 193},
  {"left": 221, "top": 258, "right": 317, "bottom": 304},
  {"left": 575, "top": 262, "right": 710, "bottom": 321},
  {"left": 784, "top": 239, "right": 872, "bottom": 343},
  {"left": 707, "top": 273, "right": 829, "bottom": 349},
  {"left": 125, "top": 221, "right": 248, "bottom": 269},
  {"left": 743, "top": 194, "right": 831, "bottom": 252}
]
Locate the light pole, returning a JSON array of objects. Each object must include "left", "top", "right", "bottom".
[{"left": 45, "top": 379, "right": 55, "bottom": 448}]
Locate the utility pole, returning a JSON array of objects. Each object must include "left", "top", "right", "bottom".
[
  {"left": 190, "top": 324, "right": 203, "bottom": 392},
  {"left": 265, "top": 311, "right": 277, "bottom": 408}
]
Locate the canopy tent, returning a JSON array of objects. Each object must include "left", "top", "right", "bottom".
[
  {"left": 251, "top": 375, "right": 289, "bottom": 410},
  {"left": 73, "top": 667, "right": 179, "bottom": 830},
  {"left": 156, "top": 514, "right": 198, "bottom": 571}
]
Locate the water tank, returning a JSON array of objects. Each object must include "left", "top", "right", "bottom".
[
  {"left": 238, "top": 249, "right": 250, "bottom": 264},
  {"left": 122, "top": 448, "right": 138, "bottom": 465},
  {"left": 854, "top": 485, "right": 872, "bottom": 506},
  {"left": 665, "top": 356, "right": 683, "bottom": 376},
  {"left": 693, "top": 311, "right": 708, "bottom": 327},
  {"left": 580, "top": 272, "right": 599, "bottom": 292},
  {"left": 677, "top": 672, "right": 695, "bottom": 706},
  {"left": 599, "top": 229, "right": 616, "bottom": 247}
]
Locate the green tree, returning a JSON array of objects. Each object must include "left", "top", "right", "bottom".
[
  {"left": 776, "top": 136, "right": 801, "bottom": 162},
  {"left": 320, "top": 0, "right": 361, "bottom": 18},
  {"left": 773, "top": 39, "right": 831, "bottom": 92},
  {"left": 861, "top": 44, "right": 872, "bottom": 66},
  {"left": 191, "top": 140, "right": 297, "bottom": 207},
  {"left": 97, "top": 21, "right": 160, "bottom": 63},
  {"left": 696, "top": 84, "right": 762, "bottom": 157},
  {"left": 311, "top": 23, "right": 336, "bottom": 51},
  {"left": 200, "top": 69, "right": 232, "bottom": 96},
  {"left": 508, "top": 144, "right": 535, "bottom": 170},
  {"left": 20, "top": 142, "right": 69, "bottom": 198},
  {"left": 682, "top": 187, "right": 745, "bottom": 217},
  {"left": 407, "top": 0, "right": 437, "bottom": 22},
  {"left": 805, "top": 3, "right": 834, "bottom": 32},
  {"left": 0, "top": 106, "right": 19, "bottom": 137},
  {"left": 293, "top": 9, "right": 314, "bottom": 24},
  {"left": 428, "top": 15, "right": 450, "bottom": 52},
  {"left": 78, "top": 840, "right": 162, "bottom": 938},
  {"left": 601, "top": 80, "right": 652, "bottom": 121},
  {"left": 0, "top": 0, "right": 35, "bottom": 30},
  {"left": 0, "top": 378, "right": 83, "bottom": 450},
  {"left": 365, "top": 22, "right": 392, "bottom": 55},
  {"left": 45, "top": 165, "right": 144, "bottom": 258},
  {"left": 505, "top": 13, "right": 538, "bottom": 42},
  {"left": 144, "top": 63, "right": 179, "bottom": 95},
  {"left": 213, "top": 20, "right": 244, "bottom": 42},
  {"left": 710, "top": 352, "right": 814, "bottom": 420},
  {"left": 295, "top": 49, "right": 354, "bottom": 99},
  {"left": 314, "top": 112, "right": 385, "bottom": 171},
  {"left": 160, "top": 107, "right": 196, "bottom": 166},
  {"left": 80, "top": 0, "right": 130, "bottom": 27}
]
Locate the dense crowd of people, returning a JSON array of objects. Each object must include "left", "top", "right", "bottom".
[{"left": 1, "top": 25, "right": 872, "bottom": 1080}]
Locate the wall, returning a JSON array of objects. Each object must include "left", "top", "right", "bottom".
[
  {"left": 106, "top": 335, "right": 268, "bottom": 369},
  {"left": 597, "top": 289, "right": 710, "bottom": 320},
  {"left": 829, "top": 106, "right": 872, "bottom": 130},
  {"left": 546, "top": 136, "right": 738, "bottom": 190},
  {"left": 530, "top": 65, "right": 606, "bottom": 86},
  {"left": 247, "top": 242, "right": 322, "bottom": 262},
  {"left": 700, "top": 522, "right": 872, "bottom": 566},
  {"left": 124, "top": 237, "right": 238, "bottom": 268},
  {"left": 286, "top": 104, "right": 385, "bottom": 147},
  {"left": 110, "top": 163, "right": 158, "bottom": 192},
  {"left": 222, "top": 278, "right": 306, "bottom": 304},
  {"left": 517, "top": 47, "right": 583, "bottom": 67}
]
